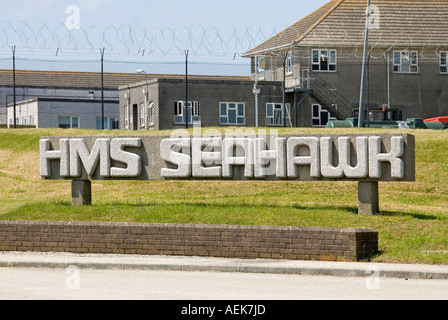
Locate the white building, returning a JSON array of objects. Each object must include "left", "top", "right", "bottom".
[
  {"left": 0, "top": 69, "right": 151, "bottom": 125},
  {"left": 7, "top": 97, "right": 119, "bottom": 129}
]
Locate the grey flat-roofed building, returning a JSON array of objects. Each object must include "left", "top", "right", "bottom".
[
  {"left": 0, "top": 69, "right": 154, "bottom": 125},
  {"left": 119, "top": 76, "right": 287, "bottom": 131},
  {"left": 7, "top": 97, "right": 119, "bottom": 130}
]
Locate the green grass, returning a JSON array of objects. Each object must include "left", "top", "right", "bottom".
[{"left": 0, "top": 128, "right": 447, "bottom": 264}]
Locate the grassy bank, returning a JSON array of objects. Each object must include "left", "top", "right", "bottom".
[{"left": 0, "top": 128, "right": 447, "bottom": 264}]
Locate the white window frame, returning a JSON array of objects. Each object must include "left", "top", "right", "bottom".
[
  {"left": 266, "top": 103, "right": 291, "bottom": 127},
  {"left": 124, "top": 104, "right": 129, "bottom": 129},
  {"left": 220, "top": 102, "right": 246, "bottom": 126},
  {"left": 148, "top": 102, "right": 155, "bottom": 126},
  {"left": 140, "top": 103, "right": 145, "bottom": 127},
  {"left": 97, "top": 117, "right": 118, "bottom": 130},
  {"left": 256, "top": 56, "right": 267, "bottom": 80},
  {"left": 285, "top": 51, "right": 293, "bottom": 75},
  {"left": 393, "top": 50, "right": 419, "bottom": 73},
  {"left": 192, "top": 101, "right": 200, "bottom": 117},
  {"left": 59, "top": 116, "right": 80, "bottom": 129},
  {"left": 440, "top": 52, "right": 448, "bottom": 74},
  {"left": 174, "top": 101, "right": 183, "bottom": 117},
  {"left": 312, "top": 104, "right": 335, "bottom": 127},
  {"left": 174, "top": 100, "right": 200, "bottom": 124},
  {"left": 312, "top": 49, "right": 337, "bottom": 72}
]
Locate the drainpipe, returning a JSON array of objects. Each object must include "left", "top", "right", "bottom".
[
  {"left": 143, "top": 87, "right": 148, "bottom": 130},
  {"left": 386, "top": 46, "right": 392, "bottom": 110},
  {"left": 253, "top": 83, "right": 260, "bottom": 127},
  {"left": 125, "top": 91, "right": 130, "bottom": 130}
]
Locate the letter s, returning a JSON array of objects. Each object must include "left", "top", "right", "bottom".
[{"left": 110, "top": 138, "right": 142, "bottom": 177}]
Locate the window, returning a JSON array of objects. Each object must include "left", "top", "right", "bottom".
[
  {"left": 140, "top": 103, "right": 145, "bottom": 127},
  {"left": 285, "top": 51, "right": 293, "bottom": 75},
  {"left": 148, "top": 102, "right": 155, "bottom": 126},
  {"left": 256, "top": 56, "right": 267, "bottom": 80},
  {"left": 266, "top": 103, "right": 291, "bottom": 126},
  {"left": 174, "top": 101, "right": 183, "bottom": 117},
  {"left": 393, "top": 51, "right": 418, "bottom": 73},
  {"left": 312, "top": 49, "right": 337, "bottom": 72},
  {"left": 97, "top": 117, "right": 118, "bottom": 130},
  {"left": 125, "top": 104, "right": 129, "bottom": 129},
  {"left": 312, "top": 104, "right": 335, "bottom": 127},
  {"left": 441, "top": 52, "right": 447, "bottom": 73},
  {"left": 59, "top": 116, "right": 79, "bottom": 129},
  {"left": 29, "top": 116, "right": 34, "bottom": 126},
  {"left": 174, "top": 101, "right": 200, "bottom": 124},
  {"left": 220, "top": 102, "right": 245, "bottom": 125}
]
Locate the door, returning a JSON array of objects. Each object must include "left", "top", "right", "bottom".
[{"left": 132, "top": 104, "right": 138, "bottom": 130}]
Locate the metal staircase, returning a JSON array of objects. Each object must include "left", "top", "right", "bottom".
[{"left": 307, "top": 72, "right": 353, "bottom": 120}]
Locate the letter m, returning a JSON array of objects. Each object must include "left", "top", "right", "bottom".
[{"left": 70, "top": 138, "right": 110, "bottom": 178}]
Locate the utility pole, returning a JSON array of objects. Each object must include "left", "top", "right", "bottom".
[
  {"left": 185, "top": 50, "right": 189, "bottom": 129},
  {"left": 283, "top": 52, "right": 288, "bottom": 128},
  {"left": 358, "top": 0, "right": 371, "bottom": 128},
  {"left": 12, "top": 45, "right": 16, "bottom": 129},
  {"left": 100, "top": 48, "right": 105, "bottom": 130}
]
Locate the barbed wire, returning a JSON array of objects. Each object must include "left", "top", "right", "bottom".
[
  {"left": 1, "top": 21, "right": 448, "bottom": 62},
  {"left": 0, "top": 22, "right": 283, "bottom": 59}
]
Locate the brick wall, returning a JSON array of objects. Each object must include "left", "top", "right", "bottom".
[{"left": 0, "top": 221, "right": 378, "bottom": 262}]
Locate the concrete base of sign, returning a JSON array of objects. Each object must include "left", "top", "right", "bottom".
[
  {"left": 70, "top": 180, "right": 381, "bottom": 216},
  {"left": 71, "top": 180, "right": 92, "bottom": 206},
  {"left": 358, "top": 181, "right": 379, "bottom": 215}
]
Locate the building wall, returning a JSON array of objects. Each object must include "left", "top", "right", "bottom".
[
  {"left": 252, "top": 47, "right": 448, "bottom": 126},
  {"left": 8, "top": 99, "right": 119, "bottom": 129},
  {"left": 0, "top": 86, "right": 118, "bottom": 125},
  {"left": 6, "top": 100, "right": 38, "bottom": 128},
  {"left": 38, "top": 99, "right": 119, "bottom": 129},
  {"left": 119, "top": 79, "right": 286, "bottom": 131},
  {"left": 119, "top": 80, "right": 161, "bottom": 131}
]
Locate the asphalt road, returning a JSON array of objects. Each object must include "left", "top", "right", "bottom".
[{"left": 1, "top": 267, "right": 447, "bottom": 301}]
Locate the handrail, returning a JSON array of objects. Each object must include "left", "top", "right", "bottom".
[{"left": 309, "top": 72, "right": 352, "bottom": 119}]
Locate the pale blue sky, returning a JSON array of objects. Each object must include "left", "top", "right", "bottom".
[
  {"left": 0, "top": 0, "right": 331, "bottom": 65},
  {"left": 0, "top": 0, "right": 330, "bottom": 28}
]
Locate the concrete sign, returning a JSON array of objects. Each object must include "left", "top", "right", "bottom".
[
  {"left": 40, "top": 133, "right": 415, "bottom": 214},
  {"left": 40, "top": 134, "right": 415, "bottom": 182}
]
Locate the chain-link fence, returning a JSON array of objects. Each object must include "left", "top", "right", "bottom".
[
  {"left": 2, "top": 54, "right": 448, "bottom": 130},
  {"left": 1, "top": 23, "right": 448, "bottom": 130}
]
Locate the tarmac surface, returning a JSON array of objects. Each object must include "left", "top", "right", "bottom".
[{"left": 1, "top": 251, "right": 448, "bottom": 280}]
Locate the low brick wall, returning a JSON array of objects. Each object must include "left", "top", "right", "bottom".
[{"left": 0, "top": 221, "right": 378, "bottom": 262}]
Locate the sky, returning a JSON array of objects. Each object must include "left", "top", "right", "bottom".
[
  {"left": 0, "top": 0, "right": 329, "bottom": 29},
  {"left": 0, "top": 0, "right": 330, "bottom": 68}
]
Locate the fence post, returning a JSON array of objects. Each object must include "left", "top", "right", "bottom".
[
  {"left": 185, "top": 50, "right": 189, "bottom": 129},
  {"left": 100, "top": 48, "right": 105, "bottom": 130},
  {"left": 12, "top": 45, "right": 16, "bottom": 129},
  {"left": 358, "top": 0, "right": 371, "bottom": 128}
]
